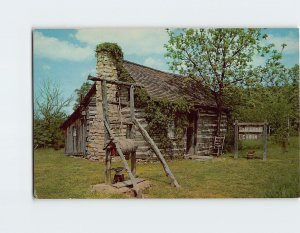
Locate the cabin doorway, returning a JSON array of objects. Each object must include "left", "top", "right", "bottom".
[{"left": 186, "top": 112, "right": 198, "bottom": 155}]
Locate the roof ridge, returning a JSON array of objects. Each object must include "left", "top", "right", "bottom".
[{"left": 123, "top": 60, "right": 183, "bottom": 78}]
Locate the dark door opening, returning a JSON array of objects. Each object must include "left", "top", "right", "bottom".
[{"left": 186, "top": 112, "right": 198, "bottom": 155}]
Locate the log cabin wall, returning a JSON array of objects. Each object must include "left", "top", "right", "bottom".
[
  {"left": 64, "top": 116, "right": 86, "bottom": 155},
  {"left": 118, "top": 98, "right": 227, "bottom": 158},
  {"left": 120, "top": 107, "right": 153, "bottom": 159},
  {"left": 197, "top": 109, "right": 227, "bottom": 155}
]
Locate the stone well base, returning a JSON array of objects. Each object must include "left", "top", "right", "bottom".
[{"left": 91, "top": 180, "right": 152, "bottom": 197}]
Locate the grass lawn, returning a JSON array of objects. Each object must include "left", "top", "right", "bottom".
[{"left": 34, "top": 137, "right": 299, "bottom": 198}]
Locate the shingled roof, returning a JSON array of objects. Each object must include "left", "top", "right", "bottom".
[
  {"left": 123, "top": 60, "right": 217, "bottom": 108},
  {"left": 60, "top": 84, "right": 96, "bottom": 129},
  {"left": 61, "top": 60, "right": 223, "bottom": 129}
]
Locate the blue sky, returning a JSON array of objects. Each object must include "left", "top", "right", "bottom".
[{"left": 33, "top": 28, "right": 299, "bottom": 114}]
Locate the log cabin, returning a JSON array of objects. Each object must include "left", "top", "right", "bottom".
[{"left": 60, "top": 45, "right": 229, "bottom": 160}]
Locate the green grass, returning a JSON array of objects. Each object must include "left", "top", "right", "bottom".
[{"left": 34, "top": 137, "right": 299, "bottom": 198}]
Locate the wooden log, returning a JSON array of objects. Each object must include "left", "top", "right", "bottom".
[
  {"left": 103, "top": 120, "right": 141, "bottom": 197},
  {"left": 129, "top": 85, "right": 135, "bottom": 139},
  {"left": 130, "top": 85, "right": 135, "bottom": 121},
  {"left": 105, "top": 149, "right": 112, "bottom": 184},
  {"left": 234, "top": 120, "right": 238, "bottom": 159},
  {"left": 131, "top": 151, "right": 136, "bottom": 177},
  {"left": 102, "top": 80, "right": 112, "bottom": 184},
  {"left": 88, "top": 75, "right": 144, "bottom": 87},
  {"left": 133, "top": 118, "right": 180, "bottom": 188},
  {"left": 263, "top": 120, "right": 267, "bottom": 161},
  {"left": 112, "top": 178, "right": 145, "bottom": 188}
]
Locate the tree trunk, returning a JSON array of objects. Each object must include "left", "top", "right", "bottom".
[{"left": 214, "top": 91, "right": 223, "bottom": 137}]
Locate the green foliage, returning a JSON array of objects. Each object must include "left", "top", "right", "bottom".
[
  {"left": 96, "top": 42, "right": 123, "bottom": 60},
  {"left": 73, "top": 81, "right": 92, "bottom": 110},
  {"left": 34, "top": 80, "right": 72, "bottom": 149},
  {"left": 164, "top": 28, "right": 275, "bottom": 134},
  {"left": 147, "top": 97, "right": 191, "bottom": 152},
  {"left": 34, "top": 117, "right": 65, "bottom": 149},
  {"left": 135, "top": 86, "right": 191, "bottom": 152},
  {"left": 96, "top": 42, "right": 133, "bottom": 82},
  {"left": 231, "top": 64, "right": 299, "bottom": 148}
]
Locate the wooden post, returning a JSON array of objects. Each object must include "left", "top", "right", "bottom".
[
  {"left": 193, "top": 110, "right": 199, "bottom": 155},
  {"left": 103, "top": 120, "right": 141, "bottom": 197},
  {"left": 129, "top": 85, "right": 136, "bottom": 176},
  {"left": 133, "top": 118, "right": 180, "bottom": 188},
  {"left": 102, "top": 80, "right": 111, "bottom": 184},
  {"left": 131, "top": 151, "right": 136, "bottom": 176},
  {"left": 287, "top": 117, "right": 290, "bottom": 142},
  {"left": 234, "top": 120, "right": 238, "bottom": 159},
  {"left": 129, "top": 85, "right": 135, "bottom": 139},
  {"left": 263, "top": 120, "right": 267, "bottom": 161}
]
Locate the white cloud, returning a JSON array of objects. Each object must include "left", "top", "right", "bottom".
[
  {"left": 265, "top": 32, "right": 299, "bottom": 54},
  {"left": 74, "top": 28, "right": 169, "bottom": 56},
  {"left": 33, "top": 31, "right": 92, "bottom": 61},
  {"left": 252, "top": 31, "right": 299, "bottom": 67}
]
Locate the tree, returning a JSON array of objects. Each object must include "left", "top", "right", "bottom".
[
  {"left": 233, "top": 61, "right": 298, "bottom": 150},
  {"left": 164, "top": 28, "right": 272, "bottom": 134},
  {"left": 34, "top": 80, "right": 72, "bottom": 149},
  {"left": 73, "top": 81, "right": 92, "bottom": 110}
]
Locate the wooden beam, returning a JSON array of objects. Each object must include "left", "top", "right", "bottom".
[
  {"left": 194, "top": 110, "right": 199, "bottom": 154},
  {"left": 103, "top": 120, "right": 141, "bottom": 198},
  {"left": 102, "top": 80, "right": 111, "bottom": 184},
  {"left": 108, "top": 100, "right": 129, "bottom": 107},
  {"left": 263, "top": 120, "right": 267, "bottom": 161},
  {"left": 237, "top": 122, "right": 266, "bottom": 126},
  {"left": 234, "top": 120, "right": 238, "bottom": 159},
  {"left": 112, "top": 178, "right": 145, "bottom": 188},
  {"left": 133, "top": 118, "right": 180, "bottom": 188},
  {"left": 129, "top": 85, "right": 135, "bottom": 139},
  {"left": 131, "top": 151, "right": 136, "bottom": 177},
  {"left": 130, "top": 85, "right": 135, "bottom": 121},
  {"left": 88, "top": 75, "right": 144, "bottom": 87}
]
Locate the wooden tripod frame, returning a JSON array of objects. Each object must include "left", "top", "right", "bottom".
[{"left": 88, "top": 76, "right": 180, "bottom": 197}]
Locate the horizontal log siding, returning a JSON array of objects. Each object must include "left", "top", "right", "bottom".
[
  {"left": 64, "top": 83, "right": 228, "bottom": 160},
  {"left": 196, "top": 110, "right": 227, "bottom": 155},
  {"left": 120, "top": 108, "right": 152, "bottom": 159}
]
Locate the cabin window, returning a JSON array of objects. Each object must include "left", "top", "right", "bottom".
[{"left": 168, "top": 121, "right": 176, "bottom": 139}]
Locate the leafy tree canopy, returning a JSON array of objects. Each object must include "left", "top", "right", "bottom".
[
  {"left": 164, "top": 28, "right": 285, "bottom": 134},
  {"left": 34, "top": 80, "right": 72, "bottom": 149},
  {"left": 73, "top": 81, "right": 92, "bottom": 110}
]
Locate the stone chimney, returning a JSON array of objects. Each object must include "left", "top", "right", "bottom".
[{"left": 86, "top": 43, "right": 124, "bottom": 159}]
